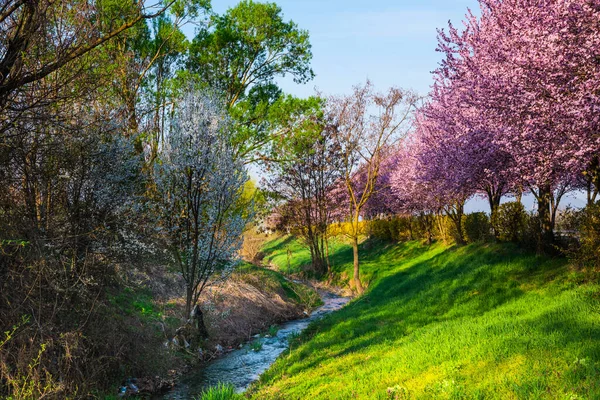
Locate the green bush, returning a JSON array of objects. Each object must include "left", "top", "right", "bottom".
[
  {"left": 368, "top": 216, "right": 417, "bottom": 243},
  {"left": 443, "top": 215, "right": 464, "bottom": 244},
  {"left": 368, "top": 218, "right": 394, "bottom": 241},
  {"left": 565, "top": 203, "right": 600, "bottom": 276},
  {"left": 462, "top": 212, "right": 492, "bottom": 243},
  {"left": 493, "top": 202, "right": 527, "bottom": 242}
]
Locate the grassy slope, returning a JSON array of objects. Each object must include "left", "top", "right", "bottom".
[
  {"left": 235, "top": 262, "right": 323, "bottom": 309},
  {"left": 250, "top": 239, "right": 600, "bottom": 399}
]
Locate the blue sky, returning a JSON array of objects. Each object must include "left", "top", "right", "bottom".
[{"left": 208, "top": 0, "right": 479, "bottom": 97}]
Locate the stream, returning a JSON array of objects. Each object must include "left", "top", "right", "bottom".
[{"left": 160, "top": 291, "right": 350, "bottom": 399}]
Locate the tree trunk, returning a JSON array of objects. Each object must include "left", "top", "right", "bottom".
[
  {"left": 352, "top": 235, "right": 364, "bottom": 294},
  {"left": 185, "top": 285, "right": 194, "bottom": 321},
  {"left": 487, "top": 187, "right": 502, "bottom": 239},
  {"left": 448, "top": 201, "right": 466, "bottom": 245},
  {"left": 191, "top": 304, "right": 209, "bottom": 340},
  {"left": 325, "top": 236, "right": 331, "bottom": 277},
  {"left": 537, "top": 184, "right": 554, "bottom": 253}
]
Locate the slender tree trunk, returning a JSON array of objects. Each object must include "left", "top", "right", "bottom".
[
  {"left": 193, "top": 306, "right": 209, "bottom": 340},
  {"left": 587, "top": 180, "right": 596, "bottom": 206},
  {"left": 514, "top": 186, "right": 523, "bottom": 204},
  {"left": 536, "top": 184, "right": 554, "bottom": 253},
  {"left": 448, "top": 201, "right": 466, "bottom": 245},
  {"left": 352, "top": 235, "right": 363, "bottom": 294},
  {"left": 436, "top": 213, "right": 448, "bottom": 244},
  {"left": 486, "top": 187, "right": 502, "bottom": 239},
  {"left": 185, "top": 285, "right": 194, "bottom": 320},
  {"left": 587, "top": 156, "right": 600, "bottom": 205},
  {"left": 325, "top": 235, "right": 331, "bottom": 276}
]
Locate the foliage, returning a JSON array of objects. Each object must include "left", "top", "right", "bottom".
[
  {"left": 188, "top": 0, "right": 314, "bottom": 163},
  {"left": 462, "top": 212, "right": 492, "bottom": 244},
  {"left": 564, "top": 203, "right": 600, "bottom": 277},
  {"left": 0, "top": 0, "right": 178, "bottom": 109},
  {"left": 249, "top": 241, "right": 600, "bottom": 399},
  {"left": 492, "top": 202, "right": 527, "bottom": 243},
  {"left": 189, "top": 0, "right": 313, "bottom": 107}
]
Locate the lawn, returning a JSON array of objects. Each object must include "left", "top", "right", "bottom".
[{"left": 248, "top": 240, "right": 600, "bottom": 399}]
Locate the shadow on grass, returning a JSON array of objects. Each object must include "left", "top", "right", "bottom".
[
  {"left": 258, "top": 242, "right": 587, "bottom": 384},
  {"left": 261, "top": 235, "right": 296, "bottom": 256}
]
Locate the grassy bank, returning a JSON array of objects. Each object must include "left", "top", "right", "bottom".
[{"left": 249, "top": 239, "right": 600, "bottom": 399}]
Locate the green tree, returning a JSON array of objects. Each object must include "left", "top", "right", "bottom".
[{"left": 188, "top": 0, "right": 314, "bottom": 162}]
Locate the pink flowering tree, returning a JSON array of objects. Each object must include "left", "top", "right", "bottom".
[
  {"left": 434, "top": 0, "right": 600, "bottom": 246},
  {"left": 387, "top": 138, "right": 446, "bottom": 244}
]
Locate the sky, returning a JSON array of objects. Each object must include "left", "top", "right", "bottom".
[
  {"left": 206, "top": 0, "right": 479, "bottom": 97},
  {"left": 193, "top": 0, "right": 588, "bottom": 212}
]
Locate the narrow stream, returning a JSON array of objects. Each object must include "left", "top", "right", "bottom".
[{"left": 160, "top": 291, "right": 350, "bottom": 399}]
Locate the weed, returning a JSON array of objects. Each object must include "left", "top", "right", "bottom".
[
  {"left": 267, "top": 325, "right": 278, "bottom": 337},
  {"left": 250, "top": 339, "right": 263, "bottom": 352},
  {"left": 196, "top": 383, "right": 243, "bottom": 399}
]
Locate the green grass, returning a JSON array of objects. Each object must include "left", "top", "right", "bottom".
[
  {"left": 249, "top": 240, "right": 600, "bottom": 399},
  {"left": 235, "top": 262, "right": 322, "bottom": 309},
  {"left": 196, "top": 383, "right": 243, "bottom": 399},
  {"left": 250, "top": 339, "right": 264, "bottom": 352},
  {"left": 261, "top": 235, "right": 352, "bottom": 276},
  {"left": 107, "top": 287, "right": 163, "bottom": 321}
]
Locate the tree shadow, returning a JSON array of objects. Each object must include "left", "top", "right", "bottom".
[
  {"left": 269, "top": 242, "right": 582, "bottom": 381},
  {"left": 262, "top": 235, "right": 296, "bottom": 256}
]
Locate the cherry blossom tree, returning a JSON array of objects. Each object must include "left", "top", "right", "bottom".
[{"left": 433, "top": 0, "right": 600, "bottom": 247}]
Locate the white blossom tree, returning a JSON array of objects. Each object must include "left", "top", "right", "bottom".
[{"left": 154, "top": 91, "right": 249, "bottom": 318}]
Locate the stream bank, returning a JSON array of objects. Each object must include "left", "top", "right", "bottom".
[
  {"left": 115, "top": 264, "right": 325, "bottom": 397},
  {"left": 158, "top": 290, "right": 350, "bottom": 399}
]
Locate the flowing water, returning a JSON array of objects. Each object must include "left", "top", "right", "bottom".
[{"left": 160, "top": 291, "right": 350, "bottom": 399}]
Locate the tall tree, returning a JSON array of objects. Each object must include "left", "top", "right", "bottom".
[
  {"left": 265, "top": 96, "right": 342, "bottom": 277},
  {"left": 188, "top": 0, "right": 314, "bottom": 163},
  {"left": 327, "top": 81, "right": 417, "bottom": 293},
  {"left": 153, "top": 91, "right": 249, "bottom": 318}
]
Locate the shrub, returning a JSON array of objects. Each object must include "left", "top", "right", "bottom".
[
  {"left": 493, "top": 202, "right": 527, "bottom": 242},
  {"left": 442, "top": 215, "right": 463, "bottom": 245},
  {"left": 367, "top": 216, "right": 422, "bottom": 243},
  {"left": 393, "top": 217, "right": 416, "bottom": 242},
  {"left": 565, "top": 203, "right": 600, "bottom": 276},
  {"left": 368, "top": 218, "right": 394, "bottom": 241},
  {"left": 462, "top": 213, "right": 492, "bottom": 243}
]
